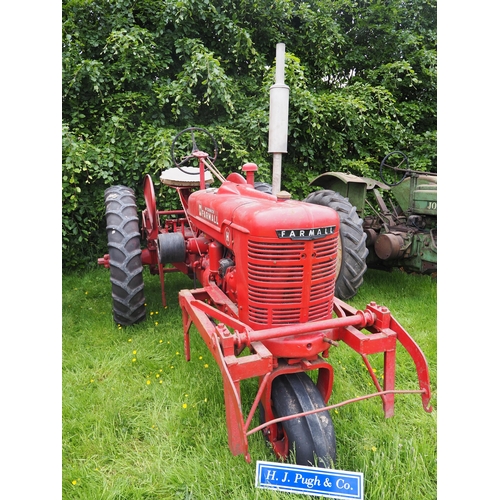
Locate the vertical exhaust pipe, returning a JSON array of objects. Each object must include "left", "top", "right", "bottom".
[{"left": 268, "top": 43, "right": 289, "bottom": 195}]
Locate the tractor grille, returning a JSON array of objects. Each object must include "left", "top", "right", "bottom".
[{"left": 247, "top": 237, "right": 336, "bottom": 327}]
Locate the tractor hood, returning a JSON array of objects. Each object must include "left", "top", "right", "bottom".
[{"left": 187, "top": 181, "right": 340, "bottom": 243}]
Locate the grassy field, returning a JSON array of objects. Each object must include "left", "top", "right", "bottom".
[{"left": 62, "top": 266, "right": 437, "bottom": 499}]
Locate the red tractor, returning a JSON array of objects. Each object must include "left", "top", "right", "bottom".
[{"left": 98, "top": 127, "right": 432, "bottom": 468}]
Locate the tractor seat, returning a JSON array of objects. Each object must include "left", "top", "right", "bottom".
[{"left": 160, "top": 166, "right": 214, "bottom": 187}]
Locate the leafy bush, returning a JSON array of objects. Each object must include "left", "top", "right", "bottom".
[{"left": 62, "top": 0, "right": 436, "bottom": 270}]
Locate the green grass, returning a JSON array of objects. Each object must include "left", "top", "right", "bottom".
[{"left": 62, "top": 267, "right": 437, "bottom": 499}]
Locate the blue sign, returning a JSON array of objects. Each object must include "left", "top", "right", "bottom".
[{"left": 255, "top": 461, "right": 363, "bottom": 499}]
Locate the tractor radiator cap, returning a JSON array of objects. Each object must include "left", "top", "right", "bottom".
[{"left": 276, "top": 190, "right": 291, "bottom": 200}]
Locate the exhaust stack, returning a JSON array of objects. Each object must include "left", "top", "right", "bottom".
[{"left": 268, "top": 43, "right": 289, "bottom": 195}]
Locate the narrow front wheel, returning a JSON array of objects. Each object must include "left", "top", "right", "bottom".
[{"left": 270, "top": 372, "right": 336, "bottom": 468}]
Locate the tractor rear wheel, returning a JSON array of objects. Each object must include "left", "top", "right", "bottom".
[
  {"left": 253, "top": 181, "right": 273, "bottom": 194},
  {"left": 104, "top": 185, "right": 146, "bottom": 326},
  {"left": 271, "top": 372, "right": 336, "bottom": 468},
  {"left": 303, "top": 189, "right": 368, "bottom": 300}
]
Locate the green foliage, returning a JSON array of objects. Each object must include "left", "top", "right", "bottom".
[{"left": 62, "top": 0, "right": 437, "bottom": 269}]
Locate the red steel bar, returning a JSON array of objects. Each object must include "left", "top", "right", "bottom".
[{"left": 179, "top": 285, "right": 433, "bottom": 462}]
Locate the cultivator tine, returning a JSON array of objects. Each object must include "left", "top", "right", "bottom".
[
  {"left": 333, "top": 298, "right": 433, "bottom": 415},
  {"left": 388, "top": 315, "right": 433, "bottom": 413}
]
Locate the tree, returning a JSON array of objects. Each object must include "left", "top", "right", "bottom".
[{"left": 62, "top": 0, "right": 437, "bottom": 269}]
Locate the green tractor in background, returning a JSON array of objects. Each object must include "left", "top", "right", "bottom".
[{"left": 304, "top": 151, "right": 437, "bottom": 298}]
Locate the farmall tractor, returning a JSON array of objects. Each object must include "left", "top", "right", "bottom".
[
  {"left": 305, "top": 151, "right": 437, "bottom": 279},
  {"left": 98, "top": 126, "right": 433, "bottom": 468}
]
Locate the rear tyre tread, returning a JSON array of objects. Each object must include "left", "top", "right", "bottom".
[
  {"left": 253, "top": 182, "right": 273, "bottom": 194},
  {"left": 104, "top": 185, "right": 146, "bottom": 326},
  {"left": 303, "top": 190, "right": 368, "bottom": 300}
]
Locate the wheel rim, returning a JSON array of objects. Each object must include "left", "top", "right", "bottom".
[{"left": 143, "top": 174, "right": 159, "bottom": 238}]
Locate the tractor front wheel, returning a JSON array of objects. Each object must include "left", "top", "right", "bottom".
[
  {"left": 303, "top": 190, "right": 368, "bottom": 300},
  {"left": 104, "top": 185, "right": 146, "bottom": 326},
  {"left": 270, "top": 372, "right": 336, "bottom": 468}
]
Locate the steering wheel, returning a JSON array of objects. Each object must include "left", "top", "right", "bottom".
[
  {"left": 170, "top": 127, "right": 218, "bottom": 174},
  {"left": 379, "top": 151, "right": 410, "bottom": 186}
]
